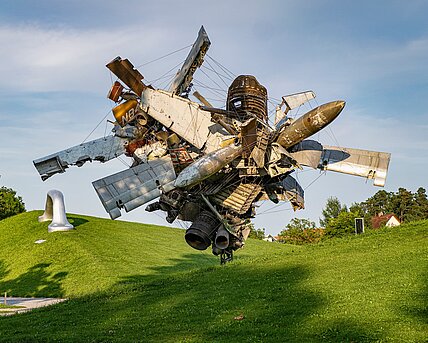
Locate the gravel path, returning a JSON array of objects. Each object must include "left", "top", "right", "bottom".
[{"left": 0, "top": 297, "right": 67, "bottom": 316}]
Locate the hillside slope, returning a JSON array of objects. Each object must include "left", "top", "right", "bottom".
[
  {"left": 0, "top": 211, "right": 219, "bottom": 296},
  {"left": 0, "top": 213, "right": 427, "bottom": 342}
]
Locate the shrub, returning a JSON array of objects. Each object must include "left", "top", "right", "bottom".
[
  {"left": 324, "top": 211, "right": 359, "bottom": 238},
  {"left": 0, "top": 186, "right": 26, "bottom": 220},
  {"left": 278, "top": 228, "right": 325, "bottom": 245}
]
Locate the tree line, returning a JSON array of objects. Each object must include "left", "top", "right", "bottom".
[{"left": 272, "top": 187, "right": 428, "bottom": 244}]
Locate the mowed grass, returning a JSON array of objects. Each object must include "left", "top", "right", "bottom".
[
  {"left": 0, "top": 212, "right": 427, "bottom": 342},
  {"left": 0, "top": 211, "right": 216, "bottom": 298}
]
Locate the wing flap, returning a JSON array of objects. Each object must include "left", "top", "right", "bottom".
[
  {"left": 319, "top": 146, "right": 391, "bottom": 187},
  {"left": 92, "top": 156, "right": 176, "bottom": 219}
]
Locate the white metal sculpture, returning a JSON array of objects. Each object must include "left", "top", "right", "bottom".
[{"left": 38, "top": 190, "right": 74, "bottom": 232}]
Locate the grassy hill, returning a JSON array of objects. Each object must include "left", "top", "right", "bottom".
[
  {"left": 0, "top": 211, "right": 219, "bottom": 297},
  {"left": 0, "top": 211, "right": 427, "bottom": 342}
]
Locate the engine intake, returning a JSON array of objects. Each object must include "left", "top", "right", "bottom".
[
  {"left": 185, "top": 211, "right": 220, "bottom": 250},
  {"left": 214, "top": 226, "right": 230, "bottom": 250}
]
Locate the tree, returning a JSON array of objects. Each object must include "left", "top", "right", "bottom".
[
  {"left": 0, "top": 186, "right": 26, "bottom": 220},
  {"left": 325, "top": 211, "right": 359, "bottom": 238},
  {"left": 248, "top": 227, "right": 265, "bottom": 240},
  {"left": 361, "top": 190, "right": 394, "bottom": 217},
  {"left": 395, "top": 188, "right": 414, "bottom": 222},
  {"left": 412, "top": 187, "right": 428, "bottom": 220},
  {"left": 349, "top": 202, "right": 373, "bottom": 229},
  {"left": 352, "top": 187, "right": 428, "bottom": 227},
  {"left": 349, "top": 202, "right": 363, "bottom": 216},
  {"left": 278, "top": 218, "right": 322, "bottom": 245},
  {"left": 284, "top": 218, "right": 316, "bottom": 232},
  {"left": 320, "top": 197, "right": 347, "bottom": 227}
]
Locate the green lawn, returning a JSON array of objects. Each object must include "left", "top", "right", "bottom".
[{"left": 0, "top": 211, "right": 426, "bottom": 342}]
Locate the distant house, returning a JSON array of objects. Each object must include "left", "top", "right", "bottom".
[
  {"left": 371, "top": 213, "right": 401, "bottom": 229},
  {"left": 263, "top": 234, "right": 277, "bottom": 242}
]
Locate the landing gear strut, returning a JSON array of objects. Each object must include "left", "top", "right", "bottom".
[{"left": 220, "top": 249, "right": 233, "bottom": 265}]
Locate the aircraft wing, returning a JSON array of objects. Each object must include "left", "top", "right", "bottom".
[
  {"left": 33, "top": 135, "right": 127, "bottom": 181},
  {"left": 140, "top": 88, "right": 217, "bottom": 150},
  {"left": 289, "top": 141, "right": 391, "bottom": 186},
  {"left": 169, "top": 26, "right": 211, "bottom": 96},
  {"left": 318, "top": 145, "right": 391, "bottom": 187},
  {"left": 92, "top": 156, "right": 176, "bottom": 219}
]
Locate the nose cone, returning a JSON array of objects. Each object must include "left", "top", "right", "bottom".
[
  {"left": 321, "top": 100, "right": 346, "bottom": 122},
  {"left": 335, "top": 100, "right": 346, "bottom": 113}
]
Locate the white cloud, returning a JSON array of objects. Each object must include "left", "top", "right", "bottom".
[
  {"left": 1, "top": 3, "right": 427, "bottom": 235},
  {"left": 0, "top": 24, "right": 176, "bottom": 93}
]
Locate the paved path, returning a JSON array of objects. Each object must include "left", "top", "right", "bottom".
[{"left": 0, "top": 297, "right": 67, "bottom": 316}]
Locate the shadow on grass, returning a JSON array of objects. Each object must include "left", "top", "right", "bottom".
[
  {"left": 66, "top": 216, "right": 88, "bottom": 228},
  {"left": 319, "top": 319, "right": 383, "bottom": 343},
  {"left": 398, "top": 270, "right": 428, "bottom": 325},
  {"left": 0, "top": 261, "right": 67, "bottom": 298},
  {"left": 0, "top": 254, "right": 382, "bottom": 342}
]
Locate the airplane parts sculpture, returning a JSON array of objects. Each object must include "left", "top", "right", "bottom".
[{"left": 33, "top": 27, "right": 390, "bottom": 263}]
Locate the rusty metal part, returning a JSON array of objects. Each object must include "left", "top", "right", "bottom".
[
  {"left": 107, "top": 81, "right": 124, "bottom": 102},
  {"left": 265, "top": 143, "right": 296, "bottom": 177},
  {"left": 211, "top": 183, "right": 262, "bottom": 214},
  {"left": 211, "top": 113, "right": 238, "bottom": 135},
  {"left": 155, "top": 131, "right": 169, "bottom": 142},
  {"left": 226, "top": 75, "right": 268, "bottom": 122},
  {"left": 215, "top": 226, "right": 230, "bottom": 249},
  {"left": 198, "top": 171, "right": 239, "bottom": 195},
  {"left": 106, "top": 57, "right": 146, "bottom": 96},
  {"left": 201, "top": 106, "right": 238, "bottom": 118},
  {"left": 240, "top": 118, "right": 257, "bottom": 158},
  {"left": 250, "top": 125, "right": 270, "bottom": 168},
  {"left": 193, "top": 91, "right": 213, "bottom": 107},
  {"left": 169, "top": 147, "right": 194, "bottom": 172},
  {"left": 178, "top": 201, "right": 201, "bottom": 222},
  {"left": 166, "top": 133, "right": 181, "bottom": 148},
  {"left": 125, "top": 139, "right": 151, "bottom": 156}
]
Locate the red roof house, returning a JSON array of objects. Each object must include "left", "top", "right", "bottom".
[{"left": 371, "top": 213, "right": 401, "bottom": 229}]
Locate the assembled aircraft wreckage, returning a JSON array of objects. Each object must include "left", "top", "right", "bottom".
[{"left": 34, "top": 26, "right": 390, "bottom": 263}]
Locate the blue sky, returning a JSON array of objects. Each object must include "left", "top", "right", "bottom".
[{"left": 1, "top": 0, "right": 427, "bottom": 234}]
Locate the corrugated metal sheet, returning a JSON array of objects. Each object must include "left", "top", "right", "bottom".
[{"left": 212, "top": 183, "right": 262, "bottom": 214}]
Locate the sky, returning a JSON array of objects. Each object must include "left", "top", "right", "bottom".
[{"left": 0, "top": 0, "right": 427, "bottom": 235}]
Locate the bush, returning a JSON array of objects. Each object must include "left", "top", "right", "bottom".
[
  {"left": 278, "top": 228, "right": 325, "bottom": 245},
  {"left": 0, "top": 186, "right": 26, "bottom": 220},
  {"left": 249, "top": 226, "right": 265, "bottom": 240},
  {"left": 278, "top": 218, "right": 324, "bottom": 245},
  {"left": 324, "top": 211, "right": 358, "bottom": 238}
]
